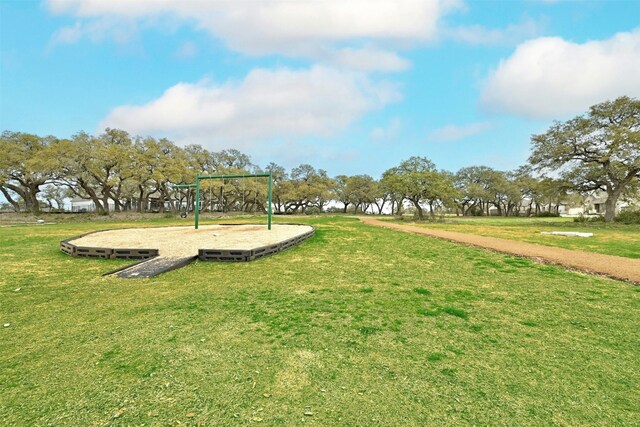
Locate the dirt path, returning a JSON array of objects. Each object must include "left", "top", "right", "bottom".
[{"left": 360, "top": 217, "right": 640, "bottom": 284}]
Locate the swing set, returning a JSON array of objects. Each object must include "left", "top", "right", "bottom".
[{"left": 174, "top": 173, "right": 273, "bottom": 230}]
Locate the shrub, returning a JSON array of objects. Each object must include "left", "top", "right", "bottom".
[
  {"left": 468, "top": 206, "right": 484, "bottom": 216},
  {"left": 615, "top": 209, "right": 640, "bottom": 224},
  {"left": 573, "top": 214, "right": 605, "bottom": 223},
  {"left": 304, "top": 207, "right": 322, "bottom": 215},
  {"left": 423, "top": 214, "right": 446, "bottom": 223},
  {"left": 325, "top": 206, "right": 345, "bottom": 213},
  {"left": 536, "top": 211, "right": 560, "bottom": 217}
]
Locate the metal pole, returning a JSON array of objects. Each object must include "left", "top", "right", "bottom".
[
  {"left": 177, "top": 174, "right": 272, "bottom": 230},
  {"left": 195, "top": 176, "right": 200, "bottom": 230},
  {"left": 198, "top": 173, "right": 271, "bottom": 179},
  {"left": 267, "top": 172, "right": 273, "bottom": 230}
]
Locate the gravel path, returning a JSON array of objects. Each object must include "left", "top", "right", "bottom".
[{"left": 360, "top": 217, "right": 640, "bottom": 284}]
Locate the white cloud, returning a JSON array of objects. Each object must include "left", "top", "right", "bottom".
[
  {"left": 327, "top": 47, "right": 410, "bottom": 72},
  {"left": 47, "top": 0, "right": 456, "bottom": 43},
  {"left": 46, "top": 0, "right": 461, "bottom": 70},
  {"left": 370, "top": 118, "right": 402, "bottom": 143},
  {"left": 481, "top": 29, "right": 640, "bottom": 119},
  {"left": 100, "top": 66, "right": 402, "bottom": 148},
  {"left": 175, "top": 41, "right": 198, "bottom": 59},
  {"left": 49, "top": 18, "right": 138, "bottom": 47},
  {"left": 427, "top": 121, "right": 492, "bottom": 141},
  {"left": 50, "top": 21, "right": 83, "bottom": 45},
  {"left": 446, "top": 18, "right": 542, "bottom": 46}
]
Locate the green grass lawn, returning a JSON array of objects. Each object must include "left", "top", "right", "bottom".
[
  {"left": 1, "top": 215, "right": 639, "bottom": 425},
  {"left": 391, "top": 216, "right": 640, "bottom": 259}
]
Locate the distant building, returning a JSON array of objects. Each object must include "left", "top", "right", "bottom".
[
  {"left": 558, "top": 191, "right": 636, "bottom": 216},
  {"left": 69, "top": 193, "right": 176, "bottom": 212},
  {"left": 70, "top": 197, "right": 115, "bottom": 213}
]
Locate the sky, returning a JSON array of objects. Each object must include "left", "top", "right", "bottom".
[{"left": 1, "top": 0, "right": 640, "bottom": 179}]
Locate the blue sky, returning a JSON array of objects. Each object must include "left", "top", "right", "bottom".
[{"left": 1, "top": 0, "right": 639, "bottom": 178}]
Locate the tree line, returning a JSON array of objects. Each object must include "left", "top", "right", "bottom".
[{"left": 1, "top": 96, "right": 638, "bottom": 222}]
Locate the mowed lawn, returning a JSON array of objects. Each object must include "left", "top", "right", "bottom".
[
  {"left": 392, "top": 216, "right": 640, "bottom": 259},
  {"left": 1, "top": 216, "right": 639, "bottom": 426}
]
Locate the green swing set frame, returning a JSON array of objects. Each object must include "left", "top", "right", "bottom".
[{"left": 174, "top": 173, "right": 273, "bottom": 230}]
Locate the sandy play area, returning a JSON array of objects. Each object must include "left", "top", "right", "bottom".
[{"left": 69, "top": 224, "right": 314, "bottom": 257}]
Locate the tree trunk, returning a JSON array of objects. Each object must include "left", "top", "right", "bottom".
[
  {"left": 102, "top": 194, "right": 110, "bottom": 213},
  {"left": 137, "top": 187, "right": 145, "bottom": 213},
  {"left": 27, "top": 185, "right": 41, "bottom": 213},
  {"left": 411, "top": 199, "right": 424, "bottom": 220},
  {"left": 604, "top": 189, "right": 622, "bottom": 222},
  {"left": 0, "top": 186, "right": 22, "bottom": 211},
  {"left": 111, "top": 183, "right": 124, "bottom": 212}
]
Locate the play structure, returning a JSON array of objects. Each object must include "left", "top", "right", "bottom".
[
  {"left": 60, "top": 172, "right": 313, "bottom": 278},
  {"left": 174, "top": 173, "right": 273, "bottom": 230},
  {"left": 61, "top": 223, "right": 314, "bottom": 278}
]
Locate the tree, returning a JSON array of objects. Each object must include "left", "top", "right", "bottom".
[
  {"left": 48, "top": 129, "right": 136, "bottom": 214},
  {"left": 212, "top": 149, "right": 253, "bottom": 171},
  {"left": 40, "top": 185, "right": 68, "bottom": 211},
  {"left": 381, "top": 157, "right": 456, "bottom": 219},
  {"left": 370, "top": 179, "right": 390, "bottom": 214},
  {"left": 134, "top": 137, "right": 189, "bottom": 213},
  {"left": 333, "top": 175, "right": 352, "bottom": 213},
  {"left": 99, "top": 128, "right": 136, "bottom": 212},
  {"left": 454, "top": 166, "right": 497, "bottom": 216},
  {"left": 511, "top": 166, "right": 541, "bottom": 216},
  {"left": 0, "top": 131, "right": 56, "bottom": 213},
  {"left": 485, "top": 170, "right": 520, "bottom": 216},
  {"left": 530, "top": 96, "right": 640, "bottom": 222},
  {"left": 283, "top": 164, "right": 333, "bottom": 213},
  {"left": 537, "top": 178, "right": 572, "bottom": 214},
  {"left": 380, "top": 172, "right": 404, "bottom": 215},
  {"left": 345, "top": 175, "right": 378, "bottom": 213},
  {"left": 265, "top": 162, "right": 288, "bottom": 213}
]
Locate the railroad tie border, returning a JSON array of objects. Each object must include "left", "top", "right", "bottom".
[
  {"left": 60, "top": 240, "right": 76, "bottom": 256},
  {"left": 61, "top": 225, "right": 315, "bottom": 264},
  {"left": 111, "top": 248, "right": 159, "bottom": 260},
  {"left": 74, "top": 246, "right": 113, "bottom": 259},
  {"left": 60, "top": 238, "right": 157, "bottom": 260},
  {"left": 198, "top": 228, "right": 315, "bottom": 263},
  {"left": 198, "top": 248, "right": 251, "bottom": 261}
]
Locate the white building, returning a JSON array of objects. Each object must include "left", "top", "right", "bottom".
[
  {"left": 559, "top": 192, "right": 635, "bottom": 217},
  {"left": 70, "top": 197, "right": 116, "bottom": 213}
]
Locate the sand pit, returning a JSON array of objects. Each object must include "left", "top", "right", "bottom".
[
  {"left": 62, "top": 224, "right": 315, "bottom": 278},
  {"left": 69, "top": 224, "right": 314, "bottom": 257}
]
